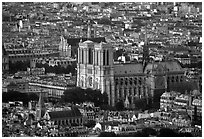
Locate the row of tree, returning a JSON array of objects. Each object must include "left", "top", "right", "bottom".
[
  {"left": 9, "top": 60, "right": 30, "bottom": 74},
  {"left": 168, "top": 81, "right": 198, "bottom": 94},
  {"left": 8, "top": 60, "right": 77, "bottom": 75},
  {"left": 99, "top": 128, "right": 192, "bottom": 137},
  {"left": 2, "top": 91, "right": 39, "bottom": 106},
  {"left": 180, "top": 61, "right": 202, "bottom": 69},
  {"left": 60, "top": 87, "right": 108, "bottom": 107},
  {"left": 36, "top": 63, "right": 77, "bottom": 75}
]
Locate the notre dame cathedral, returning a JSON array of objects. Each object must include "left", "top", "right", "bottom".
[{"left": 76, "top": 40, "right": 185, "bottom": 109}]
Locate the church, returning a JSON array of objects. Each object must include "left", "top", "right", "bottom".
[{"left": 76, "top": 40, "right": 185, "bottom": 109}]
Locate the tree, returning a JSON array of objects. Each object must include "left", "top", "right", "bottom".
[
  {"left": 98, "top": 132, "right": 116, "bottom": 137},
  {"left": 61, "top": 87, "right": 107, "bottom": 107},
  {"left": 83, "top": 120, "right": 96, "bottom": 128},
  {"left": 61, "top": 87, "right": 84, "bottom": 104},
  {"left": 113, "top": 49, "right": 125, "bottom": 61},
  {"left": 27, "top": 93, "right": 39, "bottom": 101},
  {"left": 141, "top": 128, "right": 157, "bottom": 137},
  {"left": 2, "top": 91, "right": 36, "bottom": 106},
  {"left": 100, "top": 104, "right": 115, "bottom": 111},
  {"left": 169, "top": 80, "right": 197, "bottom": 94},
  {"left": 9, "top": 60, "right": 30, "bottom": 74},
  {"left": 178, "top": 132, "right": 193, "bottom": 137},
  {"left": 158, "top": 128, "right": 179, "bottom": 137},
  {"left": 115, "top": 100, "right": 124, "bottom": 111},
  {"left": 133, "top": 131, "right": 144, "bottom": 137},
  {"left": 36, "top": 62, "right": 77, "bottom": 75}
]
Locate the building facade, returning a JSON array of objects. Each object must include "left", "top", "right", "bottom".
[
  {"left": 5, "top": 48, "right": 59, "bottom": 63},
  {"left": 160, "top": 91, "right": 180, "bottom": 111},
  {"left": 31, "top": 57, "right": 76, "bottom": 68}
]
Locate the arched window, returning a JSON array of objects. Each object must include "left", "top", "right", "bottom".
[
  {"left": 139, "top": 77, "right": 142, "bottom": 85},
  {"left": 180, "top": 76, "right": 183, "bottom": 82},
  {"left": 134, "top": 78, "right": 137, "bottom": 85},
  {"left": 106, "top": 50, "right": 109, "bottom": 65},
  {"left": 171, "top": 76, "right": 174, "bottom": 83},
  {"left": 81, "top": 77, "right": 84, "bottom": 87},
  {"left": 115, "top": 78, "right": 118, "bottom": 85},
  {"left": 120, "top": 78, "right": 124, "bottom": 85},
  {"left": 103, "top": 50, "right": 106, "bottom": 65},
  {"left": 176, "top": 76, "right": 179, "bottom": 82},
  {"left": 125, "top": 78, "right": 128, "bottom": 86},
  {"left": 95, "top": 80, "right": 99, "bottom": 89},
  {"left": 96, "top": 51, "right": 99, "bottom": 65},
  {"left": 88, "top": 48, "right": 93, "bottom": 64},
  {"left": 81, "top": 49, "right": 84, "bottom": 64},
  {"left": 129, "top": 78, "right": 133, "bottom": 85},
  {"left": 167, "top": 77, "right": 170, "bottom": 82}
]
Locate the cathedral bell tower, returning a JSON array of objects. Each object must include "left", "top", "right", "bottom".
[{"left": 77, "top": 40, "right": 115, "bottom": 106}]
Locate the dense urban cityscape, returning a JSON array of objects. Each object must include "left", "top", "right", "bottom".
[{"left": 2, "top": 2, "right": 202, "bottom": 137}]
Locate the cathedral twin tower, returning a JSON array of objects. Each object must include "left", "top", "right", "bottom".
[{"left": 77, "top": 40, "right": 115, "bottom": 106}]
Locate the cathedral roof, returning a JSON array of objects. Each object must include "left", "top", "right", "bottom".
[
  {"left": 144, "top": 61, "right": 184, "bottom": 74},
  {"left": 114, "top": 63, "right": 143, "bottom": 76}
]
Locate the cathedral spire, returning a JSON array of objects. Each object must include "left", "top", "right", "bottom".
[
  {"left": 36, "top": 91, "right": 46, "bottom": 120},
  {"left": 87, "top": 20, "right": 91, "bottom": 38},
  {"left": 124, "top": 95, "right": 130, "bottom": 108}
]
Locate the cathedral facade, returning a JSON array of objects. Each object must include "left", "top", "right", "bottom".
[{"left": 77, "top": 40, "right": 185, "bottom": 108}]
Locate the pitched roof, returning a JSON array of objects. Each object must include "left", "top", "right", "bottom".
[
  {"left": 48, "top": 107, "right": 82, "bottom": 119},
  {"left": 114, "top": 63, "right": 143, "bottom": 75},
  {"left": 144, "top": 61, "right": 183, "bottom": 74}
]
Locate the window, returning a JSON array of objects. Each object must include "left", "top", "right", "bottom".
[
  {"left": 167, "top": 77, "right": 170, "bottom": 82},
  {"left": 81, "top": 78, "right": 84, "bottom": 87},
  {"left": 134, "top": 78, "right": 137, "bottom": 85},
  {"left": 120, "top": 78, "right": 124, "bottom": 85},
  {"left": 96, "top": 51, "right": 98, "bottom": 65},
  {"left": 180, "top": 76, "right": 183, "bottom": 82},
  {"left": 176, "top": 76, "right": 179, "bottom": 82},
  {"left": 125, "top": 78, "right": 128, "bottom": 86},
  {"left": 139, "top": 77, "right": 142, "bottom": 85},
  {"left": 88, "top": 48, "right": 93, "bottom": 64},
  {"left": 171, "top": 76, "right": 174, "bottom": 83},
  {"left": 81, "top": 50, "right": 84, "bottom": 64},
  {"left": 129, "top": 78, "right": 133, "bottom": 85},
  {"left": 107, "top": 50, "right": 109, "bottom": 65},
  {"left": 103, "top": 50, "right": 106, "bottom": 65},
  {"left": 115, "top": 78, "right": 118, "bottom": 85}
]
